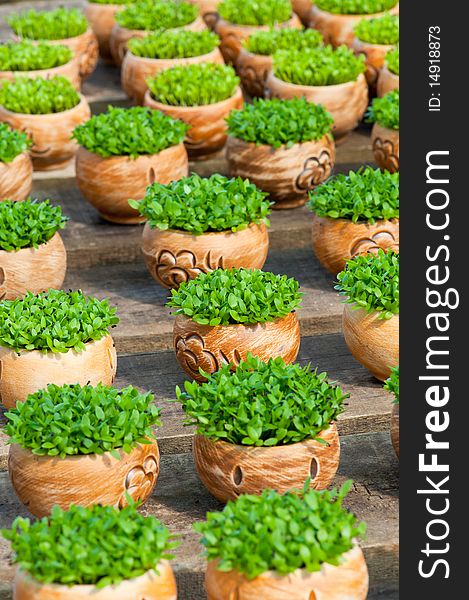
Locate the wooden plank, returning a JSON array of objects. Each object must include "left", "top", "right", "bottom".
[
  {"left": 0, "top": 332, "right": 392, "bottom": 468},
  {"left": 0, "top": 432, "right": 398, "bottom": 599}
]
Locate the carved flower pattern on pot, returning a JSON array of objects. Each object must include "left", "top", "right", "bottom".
[
  {"left": 373, "top": 137, "right": 399, "bottom": 173},
  {"left": 239, "top": 65, "right": 267, "bottom": 98},
  {"left": 79, "top": 37, "right": 99, "bottom": 77},
  {"left": 154, "top": 249, "right": 224, "bottom": 289},
  {"left": 295, "top": 150, "right": 333, "bottom": 191},
  {"left": 175, "top": 333, "right": 220, "bottom": 377},
  {"left": 350, "top": 230, "right": 399, "bottom": 258},
  {"left": 220, "top": 32, "right": 242, "bottom": 65},
  {"left": 118, "top": 454, "right": 159, "bottom": 508}
]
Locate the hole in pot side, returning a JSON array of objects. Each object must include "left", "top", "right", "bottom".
[
  {"left": 310, "top": 457, "right": 319, "bottom": 481},
  {"left": 232, "top": 465, "right": 243, "bottom": 486}
]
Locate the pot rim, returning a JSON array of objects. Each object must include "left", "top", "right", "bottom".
[
  {"left": 236, "top": 45, "right": 274, "bottom": 60},
  {"left": 216, "top": 15, "right": 296, "bottom": 31},
  {"left": 125, "top": 46, "right": 221, "bottom": 65},
  {"left": 227, "top": 133, "right": 333, "bottom": 153},
  {"left": 343, "top": 302, "right": 399, "bottom": 321},
  {"left": 267, "top": 71, "right": 366, "bottom": 93},
  {"left": 0, "top": 230, "right": 62, "bottom": 257},
  {"left": 18, "top": 27, "right": 95, "bottom": 45},
  {"left": 311, "top": 213, "right": 399, "bottom": 227},
  {"left": 311, "top": 2, "right": 399, "bottom": 19},
  {"left": 0, "top": 57, "right": 78, "bottom": 77},
  {"left": 380, "top": 64, "right": 399, "bottom": 80},
  {"left": 352, "top": 37, "right": 396, "bottom": 51},
  {"left": 372, "top": 121, "right": 400, "bottom": 135},
  {"left": 144, "top": 85, "right": 243, "bottom": 113},
  {"left": 0, "top": 93, "right": 88, "bottom": 119},
  {"left": 144, "top": 220, "right": 267, "bottom": 238},
  {"left": 114, "top": 14, "right": 205, "bottom": 35},
  {"left": 76, "top": 142, "right": 186, "bottom": 162},
  {"left": 0, "top": 333, "right": 113, "bottom": 358},
  {"left": 175, "top": 310, "right": 298, "bottom": 330},
  {"left": 0, "top": 150, "right": 30, "bottom": 168}
]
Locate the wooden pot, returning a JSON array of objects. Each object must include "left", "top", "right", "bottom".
[
  {"left": 371, "top": 123, "right": 399, "bottom": 173},
  {"left": 14, "top": 562, "right": 177, "bottom": 600},
  {"left": 142, "top": 222, "right": 269, "bottom": 289},
  {"left": 342, "top": 304, "right": 399, "bottom": 381},
  {"left": 173, "top": 311, "right": 300, "bottom": 382},
  {"left": 236, "top": 47, "right": 272, "bottom": 98},
  {"left": 144, "top": 88, "right": 243, "bottom": 160},
  {"left": 205, "top": 546, "right": 369, "bottom": 600},
  {"left": 266, "top": 72, "right": 368, "bottom": 143},
  {"left": 0, "top": 232, "right": 67, "bottom": 300},
  {"left": 307, "top": 2, "right": 399, "bottom": 47},
  {"left": 193, "top": 425, "right": 339, "bottom": 503},
  {"left": 9, "top": 439, "right": 159, "bottom": 517},
  {"left": 0, "top": 96, "right": 91, "bottom": 171},
  {"left": 0, "top": 334, "right": 117, "bottom": 408},
  {"left": 377, "top": 64, "right": 399, "bottom": 97},
  {"left": 110, "top": 15, "right": 206, "bottom": 66},
  {"left": 226, "top": 135, "right": 335, "bottom": 209},
  {"left": 84, "top": 2, "right": 121, "bottom": 61},
  {"left": 0, "top": 57, "right": 81, "bottom": 91},
  {"left": 391, "top": 402, "right": 399, "bottom": 457},
  {"left": 0, "top": 153, "right": 32, "bottom": 201},
  {"left": 214, "top": 14, "right": 301, "bottom": 65},
  {"left": 311, "top": 215, "right": 399, "bottom": 275},
  {"left": 351, "top": 38, "right": 394, "bottom": 92},
  {"left": 291, "top": 0, "right": 315, "bottom": 26},
  {"left": 75, "top": 145, "right": 189, "bottom": 224},
  {"left": 123, "top": 47, "right": 223, "bottom": 105},
  {"left": 41, "top": 29, "right": 99, "bottom": 79}
]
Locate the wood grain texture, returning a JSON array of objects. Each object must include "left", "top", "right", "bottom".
[
  {"left": 0, "top": 57, "right": 81, "bottom": 91},
  {"left": 193, "top": 425, "right": 339, "bottom": 503},
  {"left": 307, "top": 3, "right": 400, "bottom": 47},
  {"left": 0, "top": 232, "right": 67, "bottom": 300},
  {"left": 266, "top": 73, "right": 369, "bottom": 142},
  {"left": 0, "top": 153, "right": 32, "bottom": 201},
  {"left": 226, "top": 135, "right": 336, "bottom": 209},
  {"left": 122, "top": 47, "right": 223, "bottom": 105},
  {"left": 0, "top": 334, "right": 117, "bottom": 408},
  {"left": 377, "top": 65, "right": 399, "bottom": 97},
  {"left": 173, "top": 311, "right": 301, "bottom": 381},
  {"left": 391, "top": 403, "right": 399, "bottom": 457},
  {"left": 84, "top": 1, "right": 120, "bottom": 61},
  {"left": 205, "top": 545, "right": 368, "bottom": 600},
  {"left": 342, "top": 305, "right": 399, "bottom": 382},
  {"left": 292, "top": 0, "right": 316, "bottom": 26},
  {"left": 8, "top": 439, "right": 159, "bottom": 517},
  {"left": 236, "top": 48, "right": 272, "bottom": 98},
  {"left": 75, "top": 144, "right": 189, "bottom": 224},
  {"left": 40, "top": 29, "right": 99, "bottom": 79},
  {"left": 351, "top": 38, "right": 394, "bottom": 92},
  {"left": 144, "top": 88, "right": 244, "bottom": 159},
  {"left": 109, "top": 16, "right": 206, "bottom": 66},
  {"left": 13, "top": 562, "right": 177, "bottom": 600},
  {"left": 142, "top": 222, "right": 269, "bottom": 289},
  {"left": 0, "top": 96, "right": 91, "bottom": 171},
  {"left": 214, "top": 14, "right": 301, "bottom": 65},
  {"left": 371, "top": 123, "right": 399, "bottom": 173},
  {"left": 311, "top": 215, "right": 399, "bottom": 275}
]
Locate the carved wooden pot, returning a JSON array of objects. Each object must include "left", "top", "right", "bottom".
[
  {"left": 351, "top": 38, "right": 394, "bottom": 92},
  {"left": 142, "top": 222, "right": 269, "bottom": 289},
  {"left": 173, "top": 311, "right": 300, "bottom": 382},
  {"left": 193, "top": 425, "right": 339, "bottom": 503},
  {"left": 9, "top": 439, "right": 159, "bottom": 517},
  {"left": 236, "top": 48, "right": 272, "bottom": 98},
  {"left": 144, "top": 88, "right": 243, "bottom": 159},
  {"left": 205, "top": 546, "right": 369, "bottom": 600},
  {"left": 372, "top": 123, "right": 399, "bottom": 173},
  {"left": 226, "top": 135, "right": 335, "bottom": 209},
  {"left": 377, "top": 64, "right": 399, "bottom": 97},
  {"left": 75, "top": 145, "right": 189, "bottom": 224},
  {"left": 307, "top": 3, "right": 399, "bottom": 47},
  {"left": 41, "top": 29, "right": 99, "bottom": 79},
  {"left": 0, "top": 153, "right": 32, "bottom": 201},
  {"left": 122, "top": 47, "right": 223, "bottom": 105},
  {"left": 342, "top": 305, "right": 399, "bottom": 382},
  {"left": 110, "top": 15, "right": 206, "bottom": 66},
  {"left": 214, "top": 14, "right": 301, "bottom": 65},
  {"left": 14, "top": 562, "right": 177, "bottom": 600},
  {"left": 0, "top": 232, "right": 67, "bottom": 301},
  {"left": 291, "top": 0, "right": 315, "bottom": 26},
  {"left": 0, "top": 335, "right": 117, "bottom": 408},
  {"left": 266, "top": 72, "right": 368, "bottom": 143},
  {"left": 391, "top": 403, "right": 399, "bottom": 458},
  {"left": 0, "top": 96, "right": 91, "bottom": 171},
  {"left": 84, "top": 2, "right": 121, "bottom": 61},
  {"left": 0, "top": 57, "right": 81, "bottom": 91},
  {"left": 311, "top": 215, "right": 399, "bottom": 275}
]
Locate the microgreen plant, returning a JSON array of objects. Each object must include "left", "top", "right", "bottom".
[
  {"left": 0, "top": 123, "right": 30, "bottom": 164},
  {"left": 128, "top": 30, "right": 219, "bottom": 59},
  {"left": 244, "top": 28, "right": 323, "bottom": 56},
  {"left": 195, "top": 480, "right": 366, "bottom": 579},
  {"left": 315, "top": 0, "right": 398, "bottom": 14},
  {"left": 335, "top": 249, "right": 399, "bottom": 319},
  {"left": 354, "top": 13, "right": 399, "bottom": 45},
  {"left": 386, "top": 47, "right": 399, "bottom": 74},
  {"left": 218, "top": 0, "right": 292, "bottom": 26},
  {"left": 307, "top": 167, "right": 399, "bottom": 223},
  {"left": 167, "top": 268, "right": 302, "bottom": 326},
  {"left": 177, "top": 354, "right": 347, "bottom": 445},
  {"left": 384, "top": 365, "right": 399, "bottom": 403},
  {"left": 0, "top": 289, "right": 119, "bottom": 353},
  {"left": 72, "top": 106, "right": 187, "bottom": 158},
  {"left": 5, "top": 383, "right": 161, "bottom": 458},
  {"left": 0, "top": 76, "right": 80, "bottom": 115},
  {"left": 366, "top": 88, "right": 399, "bottom": 129},
  {"left": 274, "top": 45, "right": 366, "bottom": 86},
  {"left": 131, "top": 173, "right": 270, "bottom": 234},
  {"left": 227, "top": 97, "right": 333, "bottom": 148},
  {"left": 0, "top": 199, "right": 67, "bottom": 252},
  {"left": 2, "top": 502, "right": 177, "bottom": 587},
  {"left": 147, "top": 63, "right": 239, "bottom": 106},
  {"left": 8, "top": 8, "right": 88, "bottom": 41},
  {"left": 0, "top": 41, "right": 72, "bottom": 72},
  {"left": 115, "top": 0, "right": 197, "bottom": 31}
]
